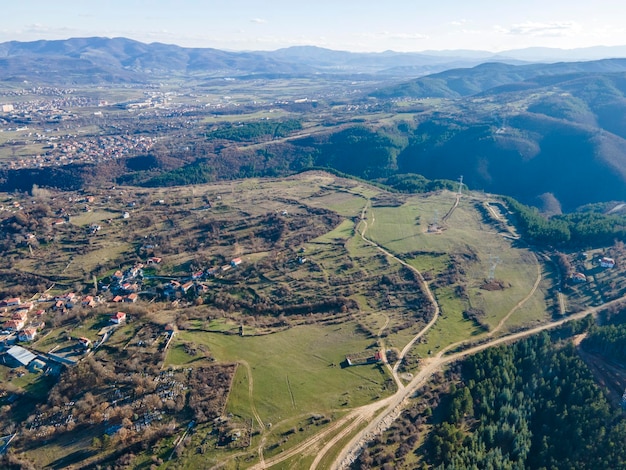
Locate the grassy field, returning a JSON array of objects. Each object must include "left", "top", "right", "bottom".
[
  {"left": 366, "top": 191, "right": 550, "bottom": 354},
  {"left": 0, "top": 173, "right": 563, "bottom": 469},
  {"left": 70, "top": 210, "right": 118, "bottom": 226},
  {"left": 414, "top": 286, "right": 483, "bottom": 357},
  {"left": 171, "top": 322, "right": 394, "bottom": 425},
  {"left": 312, "top": 219, "right": 355, "bottom": 244}
]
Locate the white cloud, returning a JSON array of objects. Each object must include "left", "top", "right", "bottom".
[
  {"left": 359, "top": 31, "right": 428, "bottom": 41},
  {"left": 250, "top": 18, "right": 267, "bottom": 24},
  {"left": 450, "top": 19, "right": 468, "bottom": 26},
  {"left": 499, "top": 21, "right": 581, "bottom": 37}
]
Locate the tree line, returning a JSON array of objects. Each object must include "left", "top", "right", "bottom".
[
  {"left": 426, "top": 333, "right": 626, "bottom": 470},
  {"left": 505, "top": 196, "right": 626, "bottom": 248},
  {"left": 355, "top": 331, "right": 626, "bottom": 469}
]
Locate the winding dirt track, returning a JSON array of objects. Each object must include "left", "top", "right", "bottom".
[
  {"left": 240, "top": 360, "right": 264, "bottom": 431},
  {"left": 357, "top": 201, "right": 441, "bottom": 386},
  {"left": 492, "top": 258, "right": 542, "bottom": 334},
  {"left": 331, "top": 303, "right": 611, "bottom": 470},
  {"left": 247, "top": 196, "right": 621, "bottom": 470}
]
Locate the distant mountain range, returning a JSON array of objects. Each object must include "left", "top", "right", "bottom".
[
  {"left": 370, "top": 59, "right": 626, "bottom": 98},
  {"left": 1, "top": 37, "right": 626, "bottom": 84}
]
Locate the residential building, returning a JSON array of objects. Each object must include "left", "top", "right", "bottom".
[
  {"left": 18, "top": 328, "right": 37, "bottom": 342},
  {"left": 111, "top": 311, "right": 127, "bottom": 324},
  {"left": 601, "top": 257, "right": 616, "bottom": 268}
]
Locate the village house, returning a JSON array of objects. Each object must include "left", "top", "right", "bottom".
[
  {"left": 30, "top": 320, "right": 45, "bottom": 331},
  {"left": 82, "top": 296, "right": 96, "bottom": 308},
  {"left": 345, "top": 350, "right": 383, "bottom": 367},
  {"left": 18, "top": 328, "right": 37, "bottom": 342},
  {"left": 56, "top": 292, "right": 77, "bottom": 303},
  {"left": 230, "top": 257, "right": 242, "bottom": 267},
  {"left": 4, "top": 319, "right": 25, "bottom": 332},
  {"left": 571, "top": 272, "right": 587, "bottom": 283},
  {"left": 121, "top": 282, "right": 138, "bottom": 292},
  {"left": 13, "top": 307, "right": 30, "bottom": 318},
  {"left": 146, "top": 257, "right": 162, "bottom": 265},
  {"left": 110, "top": 311, "right": 127, "bottom": 324},
  {"left": 1, "top": 298, "right": 21, "bottom": 308},
  {"left": 129, "top": 263, "right": 144, "bottom": 277},
  {"left": 111, "top": 295, "right": 124, "bottom": 303},
  {"left": 181, "top": 281, "right": 194, "bottom": 293},
  {"left": 78, "top": 337, "right": 91, "bottom": 348},
  {"left": 11, "top": 311, "right": 28, "bottom": 322},
  {"left": 601, "top": 257, "right": 616, "bottom": 268},
  {"left": 197, "top": 283, "right": 210, "bottom": 293},
  {"left": 125, "top": 293, "right": 139, "bottom": 303}
]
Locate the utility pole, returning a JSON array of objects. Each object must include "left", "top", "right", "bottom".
[{"left": 488, "top": 255, "right": 500, "bottom": 281}]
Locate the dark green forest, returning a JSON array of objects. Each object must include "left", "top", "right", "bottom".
[
  {"left": 582, "top": 323, "right": 626, "bottom": 365},
  {"left": 430, "top": 334, "right": 626, "bottom": 469},
  {"left": 505, "top": 196, "right": 626, "bottom": 248},
  {"left": 206, "top": 119, "right": 302, "bottom": 141},
  {"left": 356, "top": 332, "right": 626, "bottom": 469}
]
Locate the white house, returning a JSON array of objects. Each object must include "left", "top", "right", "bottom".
[
  {"left": 111, "top": 311, "right": 127, "bottom": 324},
  {"left": 601, "top": 257, "right": 616, "bottom": 268}
]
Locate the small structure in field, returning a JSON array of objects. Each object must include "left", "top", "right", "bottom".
[{"left": 345, "top": 350, "right": 382, "bottom": 366}]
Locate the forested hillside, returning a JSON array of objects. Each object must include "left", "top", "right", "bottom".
[
  {"left": 356, "top": 332, "right": 626, "bottom": 469},
  {"left": 582, "top": 323, "right": 626, "bottom": 365},
  {"left": 370, "top": 59, "right": 626, "bottom": 99}
]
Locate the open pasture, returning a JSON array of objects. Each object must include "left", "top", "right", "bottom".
[{"left": 171, "top": 322, "right": 394, "bottom": 425}]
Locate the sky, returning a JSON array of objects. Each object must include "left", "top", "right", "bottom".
[{"left": 3, "top": 0, "right": 626, "bottom": 52}]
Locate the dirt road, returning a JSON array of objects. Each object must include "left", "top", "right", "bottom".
[
  {"left": 331, "top": 303, "right": 611, "bottom": 469},
  {"left": 247, "top": 195, "right": 619, "bottom": 470}
]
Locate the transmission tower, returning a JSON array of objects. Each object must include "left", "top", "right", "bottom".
[
  {"left": 429, "top": 209, "right": 440, "bottom": 232},
  {"left": 488, "top": 255, "right": 500, "bottom": 281}
]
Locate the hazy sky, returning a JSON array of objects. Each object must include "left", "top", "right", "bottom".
[{"left": 3, "top": 0, "right": 626, "bottom": 52}]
